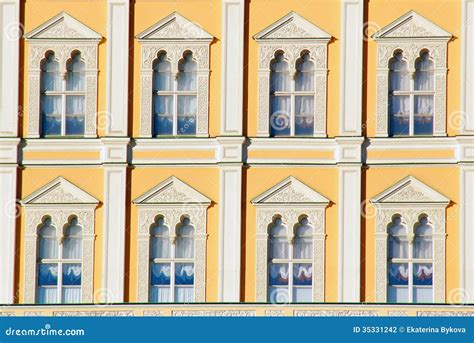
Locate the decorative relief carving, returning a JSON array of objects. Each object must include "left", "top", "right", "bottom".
[
  {"left": 172, "top": 310, "right": 256, "bottom": 317},
  {"left": 53, "top": 311, "right": 134, "bottom": 317},
  {"left": 417, "top": 311, "right": 474, "bottom": 317},
  {"left": 294, "top": 310, "right": 379, "bottom": 317}
]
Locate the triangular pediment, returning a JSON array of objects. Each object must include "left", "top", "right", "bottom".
[
  {"left": 371, "top": 176, "right": 450, "bottom": 204},
  {"left": 372, "top": 11, "right": 451, "bottom": 40},
  {"left": 137, "top": 12, "right": 213, "bottom": 42},
  {"left": 25, "top": 12, "right": 102, "bottom": 41},
  {"left": 133, "top": 176, "right": 211, "bottom": 205},
  {"left": 254, "top": 12, "right": 331, "bottom": 41},
  {"left": 22, "top": 177, "right": 99, "bottom": 206},
  {"left": 251, "top": 176, "right": 330, "bottom": 205}
]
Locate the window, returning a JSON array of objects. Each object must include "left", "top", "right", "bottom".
[
  {"left": 149, "top": 216, "right": 195, "bottom": 303},
  {"left": 254, "top": 12, "right": 330, "bottom": 137},
  {"left": 40, "top": 52, "right": 86, "bottom": 136},
  {"left": 389, "top": 51, "right": 434, "bottom": 136},
  {"left": 371, "top": 175, "right": 449, "bottom": 303},
  {"left": 270, "top": 52, "right": 315, "bottom": 137},
  {"left": 153, "top": 52, "right": 197, "bottom": 136},
  {"left": 137, "top": 12, "right": 212, "bottom": 138},
  {"left": 25, "top": 12, "right": 101, "bottom": 138},
  {"left": 268, "top": 217, "right": 313, "bottom": 303},
  {"left": 373, "top": 11, "right": 451, "bottom": 137},
  {"left": 387, "top": 215, "right": 433, "bottom": 303},
  {"left": 134, "top": 176, "right": 210, "bottom": 303},
  {"left": 37, "top": 216, "right": 82, "bottom": 304}
]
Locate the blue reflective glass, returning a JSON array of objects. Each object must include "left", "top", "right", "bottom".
[
  {"left": 151, "top": 263, "right": 171, "bottom": 285},
  {"left": 38, "top": 264, "right": 58, "bottom": 286},
  {"left": 413, "top": 263, "right": 433, "bottom": 286},
  {"left": 175, "top": 264, "right": 194, "bottom": 285},
  {"left": 62, "top": 264, "right": 82, "bottom": 286},
  {"left": 388, "top": 263, "right": 409, "bottom": 286}
]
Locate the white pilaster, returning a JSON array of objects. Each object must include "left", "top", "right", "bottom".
[
  {"left": 339, "top": 0, "right": 364, "bottom": 136},
  {"left": 220, "top": 0, "right": 245, "bottom": 135},
  {"left": 336, "top": 137, "right": 363, "bottom": 302},
  {"left": 106, "top": 0, "right": 129, "bottom": 136},
  {"left": 0, "top": 0, "right": 20, "bottom": 136},
  {"left": 217, "top": 137, "right": 244, "bottom": 301},
  {"left": 461, "top": 0, "right": 474, "bottom": 133},
  {"left": 101, "top": 138, "right": 129, "bottom": 302},
  {"left": 0, "top": 138, "right": 19, "bottom": 304},
  {"left": 460, "top": 165, "right": 474, "bottom": 302}
]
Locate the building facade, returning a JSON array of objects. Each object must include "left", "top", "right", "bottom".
[{"left": 0, "top": 0, "right": 473, "bottom": 315}]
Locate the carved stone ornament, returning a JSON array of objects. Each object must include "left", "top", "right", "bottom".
[
  {"left": 371, "top": 175, "right": 450, "bottom": 303},
  {"left": 25, "top": 12, "right": 102, "bottom": 138},
  {"left": 133, "top": 176, "right": 211, "bottom": 303},
  {"left": 137, "top": 12, "right": 213, "bottom": 138},
  {"left": 254, "top": 12, "right": 331, "bottom": 137},
  {"left": 372, "top": 11, "right": 451, "bottom": 137},
  {"left": 21, "top": 177, "right": 99, "bottom": 304},
  {"left": 251, "top": 176, "right": 330, "bottom": 302}
]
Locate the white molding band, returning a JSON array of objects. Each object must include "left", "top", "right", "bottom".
[
  {"left": 0, "top": 0, "right": 19, "bottom": 136},
  {"left": 221, "top": 0, "right": 245, "bottom": 135},
  {"left": 0, "top": 165, "right": 18, "bottom": 303},
  {"left": 339, "top": 0, "right": 363, "bottom": 136},
  {"left": 460, "top": 165, "right": 474, "bottom": 302},
  {"left": 218, "top": 165, "right": 242, "bottom": 301},
  {"left": 461, "top": 0, "right": 474, "bottom": 133},
  {"left": 106, "top": 0, "right": 129, "bottom": 136},
  {"left": 338, "top": 165, "right": 362, "bottom": 302}
]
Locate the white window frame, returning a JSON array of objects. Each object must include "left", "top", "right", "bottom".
[
  {"left": 149, "top": 217, "right": 196, "bottom": 302},
  {"left": 134, "top": 176, "right": 211, "bottom": 302},
  {"left": 252, "top": 176, "right": 329, "bottom": 302},
  {"left": 371, "top": 175, "right": 449, "bottom": 303},
  {"left": 21, "top": 177, "right": 98, "bottom": 304},
  {"left": 254, "top": 12, "right": 331, "bottom": 138},
  {"left": 36, "top": 218, "right": 83, "bottom": 304},
  {"left": 24, "top": 12, "right": 101, "bottom": 138},
  {"left": 137, "top": 12, "right": 213, "bottom": 138},
  {"left": 372, "top": 11, "right": 451, "bottom": 137}
]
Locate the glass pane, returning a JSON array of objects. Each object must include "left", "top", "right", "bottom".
[
  {"left": 415, "top": 53, "right": 434, "bottom": 91},
  {"left": 414, "top": 95, "right": 433, "bottom": 135},
  {"left": 42, "top": 115, "right": 62, "bottom": 136},
  {"left": 270, "top": 237, "right": 288, "bottom": 259},
  {"left": 153, "top": 57, "right": 173, "bottom": 91},
  {"left": 37, "top": 287, "right": 58, "bottom": 304},
  {"left": 388, "top": 286, "right": 408, "bottom": 303},
  {"left": 39, "top": 237, "right": 58, "bottom": 259},
  {"left": 63, "top": 237, "right": 82, "bottom": 259},
  {"left": 388, "top": 236, "right": 408, "bottom": 259},
  {"left": 271, "top": 54, "right": 290, "bottom": 92},
  {"left": 66, "top": 96, "right": 84, "bottom": 115},
  {"left": 294, "top": 237, "right": 312, "bottom": 259},
  {"left": 66, "top": 54, "right": 85, "bottom": 91},
  {"left": 177, "top": 95, "right": 197, "bottom": 115},
  {"left": 175, "top": 287, "right": 194, "bottom": 302},
  {"left": 176, "top": 236, "right": 194, "bottom": 259},
  {"left": 153, "top": 95, "right": 173, "bottom": 135},
  {"left": 61, "top": 287, "right": 81, "bottom": 304},
  {"left": 268, "top": 287, "right": 289, "bottom": 304},
  {"left": 150, "top": 263, "right": 171, "bottom": 286},
  {"left": 151, "top": 236, "right": 170, "bottom": 259},
  {"left": 293, "top": 287, "right": 312, "bottom": 302},
  {"left": 389, "top": 53, "right": 409, "bottom": 91},
  {"left": 65, "top": 115, "right": 85, "bottom": 135},
  {"left": 388, "top": 263, "right": 409, "bottom": 286},
  {"left": 270, "top": 96, "right": 290, "bottom": 136},
  {"left": 269, "top": 263, "right": 289, "bottom": 286},
  {"left": 413, "top": 263, "right": 433, "bottom": 286},
  {"left": 177, "top": 115, "right": 196, "bottom": 136},
  {"left": 389, "top": 95, "right": 409, "bottom": 136},
  {"left": 62, "top": 264, "right": 82, "bottom": 286},
  {"left": 150, "top": 286, "right": 171, "bottom": 303},
  {"left": 293, "top": 263, "right": 313, "bottom": 286},
  {"left": 175, "top": 263, "right": 194, "bottom": 285},
  {"left": 38, "top": 264, "right": 58, "bottom": 286},
  {"left": 295, "top": 96, "right": 314, "bottom": 136},
  {"left": 295, "top": 54, "right": 314, "bottom": 91},
  {"left": 41, "top": 56, "right": 61, "bottom": 91},
  {"left": 178, "top": 54, "right": 197, "bottom": 91},
  {"left": 414, "top": 237, "right": 433, "bottom": 259},
  {"left": 414, "top": 287, "right": 433, "bottom": 303}
]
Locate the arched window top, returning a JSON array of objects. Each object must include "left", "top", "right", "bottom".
[
  {"left": 296, "top": 52, "right": 314, "bottom": 72},
  {"left": 295, "top": 52, "right": 314, "bottom": 92},
  {"left": 415, "top": 51, "right": 433, "bottom": 70},
  {"left": 415, "top": 216, "right": 433, "bottom": 236},
  {"left": 270, "top": 217, "right": 287, "bottom": 236},
  {"left": 389, "top": 51, "right": 408, "bottom": 71},
  {"left": 414, "top": 51, "right": 434, "bottom": 92},
  {"left": 39, "top": 217, "right": 56, "bottom": 237},
  {"left": 177, "top": 52, "right": 197, "bottom": 92},
  {"left": 153, "top": 52, "right": 171, "bottom": 71},
  {"left": 388, "top": 215, "right": 407, "bottom": 235},
  {"left": 177, "top": 217, "right": 194, "bottom": 236},
  {"left": 178, "top": 52, "right": 197, "bottom": 72},
  {"left": 64, "top": 216, "right": 82, "bottom": 237},
  {"left": 150, "top": 216, "right": 169, "bottom": 236},
  {"left": 41, "top": 53, "right": 61, "bottom": 92},
  {"left": 295, "top": 217, "right": 313, "bottom": 237},
  {"left": 270, "top": 52, "right": 289, "bottom": 72},
  {"left": 66, "top": 52, "right": 85, "bottom": 72}
]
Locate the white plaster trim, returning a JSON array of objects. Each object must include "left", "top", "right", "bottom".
[
  {"left": 138, "top": 12, "right": 212, "bottom": 138},
  {"left": 0, "top": 0, "right": 19, "bottom": 136},
  {"left": 461, "top": 0, "right": 474, "bottom": 133},
  {"left": 21, "top": 177, "right": 98, "bottom": 304},
  {"left": 460, "top": 165, "right": 474, "bottom": 303},
  {"left": 102, "top": 165, "right": 127, "bottom": 302},
  {"left": 218, "top": 165, "right": 242, "bottom": 301},
  {"left": 254, "top": 12, "right": 330, "bottom": 137},
  {"left": 106, "top": 0, "right": 129, "bottom": 136},
  {"left": 0, "top": 166, "right": 17, "bottom": 303},
  {"left": 221, "top": 0, "right": 244, "bottom": 135},
  {"left": 338, "top": 165, "right": 361, "bottom": 302},
  {"left": 339, "top": 0, "right": 364, "bottom": 136},
  {"left": 371, "top": 176, "right": 449, "bottom": 303},
  {"left": 252, "top": 176, "right": 329, "bottom": 302},
  {"left": 134, "top": 177, "right": 211, "bottom": 303}
]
